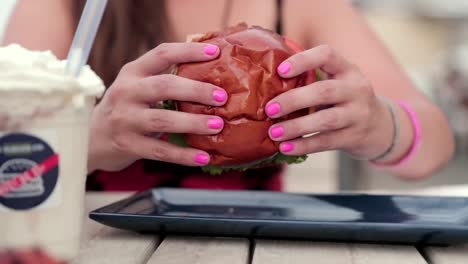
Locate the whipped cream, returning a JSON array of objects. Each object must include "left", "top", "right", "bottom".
[
  {"left": 0, "top": 44, "right": 105, "bottom": 127},
  {"left": 0, "top": 44, "right": 104, "bottom": 96}
]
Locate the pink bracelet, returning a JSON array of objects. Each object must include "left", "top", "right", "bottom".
[
  {"left": 372, "top": 100, "right": 422, "bottom": 167},
  {"left": 395, "top": 101, "right": 422, "bottom": 166}
]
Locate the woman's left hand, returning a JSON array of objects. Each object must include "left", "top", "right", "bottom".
[{"left": 266, "top": 45, "right": 395, "bottom": 160}]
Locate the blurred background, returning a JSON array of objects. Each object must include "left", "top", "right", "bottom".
[
  {"left": 288, "top": 0, "right": 468, "bottom": 193},
  {"left": 1, "top": 0, "right": 467, "bottom": 194}
]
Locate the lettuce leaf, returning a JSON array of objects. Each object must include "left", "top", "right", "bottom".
[
  {"left": 200, "top": 153, "right": 307, "bottom": 175},
  {"left": 165, "top": 132, "right": 307, "bottom": 175}
]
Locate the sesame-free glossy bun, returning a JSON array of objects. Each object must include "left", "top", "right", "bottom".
[{"left": 176, "top": 23, "right": 310, "bottom": 166}]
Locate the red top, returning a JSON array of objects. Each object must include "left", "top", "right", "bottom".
[{"left": 86, "top": 160, "right": 284, "bottom": 192}]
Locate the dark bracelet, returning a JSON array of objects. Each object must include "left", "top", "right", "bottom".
[{"left": 370, "top": 97, "right": 400, "bottom": 161}]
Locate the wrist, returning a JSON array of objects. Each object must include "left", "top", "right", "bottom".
[
  {"left": 87, "top": 130, "right": 101, "bottom": 174},
  {"left": 87, "top": 109, "right": 106, "bottom": 174},
  {"left": 86, "top": 127, "right": 136, "bottom": 173},
  {"left": 87, "top": 154, "right": 98, "bottom": 175}
]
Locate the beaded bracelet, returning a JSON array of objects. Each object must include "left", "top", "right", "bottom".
[
  {"left": 371, "top": 100, "right": 422, "bottom": 167},
  {"left": 370, "top": 98, "right": 399, "bottom": 161}
]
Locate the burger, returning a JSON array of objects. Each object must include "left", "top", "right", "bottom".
[{"left": 167, "top": 23, "right": 319, "bottom": 174}]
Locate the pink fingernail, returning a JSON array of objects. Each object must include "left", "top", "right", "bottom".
[
  {"left": 204, "top": 44, "right": 219, "bottom": 56},
  {"left": 266, "top": 102, "right": 281, "bottom": 116},
  {"left": 208, "top": 118, "right": 223, "bottom": 129},
  {"left": 194, "top": 153, "right": 210, "bottom": 165},
  {"left": 280, "top": 143, "right": 295, "bottom": 153},
  {"left": 278, "top": 62, "right": 291, "bottom": 74},
  {"left": 213, "top": 89, "right": 227, "bottom": 102},
  {"left": 270, "top": 126, "right": 284, "bottom": 138}
]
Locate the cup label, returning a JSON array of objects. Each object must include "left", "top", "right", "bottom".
[{"left": 0, "top": 133, "right": 60, "bottom": 211}]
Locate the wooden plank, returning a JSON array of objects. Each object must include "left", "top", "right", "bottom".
[
  {"left": 147, "top": 236, "right": 249, "bottom": 264},
  {"left": 349, "top": 244, "right": 427, "bottom": 264},
  {"left": 408, "top": 185, "right": 468, "bottom": 197},
  {"left": 371, "top": 185, "right": 468, "bottom": 197},
  {"left": 252, "top": 240, "right": 427, "bottom": 264},
  {"left": 253, "top": 240, "right": 350, "bottom": 264},
  {"left": 73, "top": 227, "right": 159, "bottom": 264},
  {"left": 82, "top": 192, "right": 132, "bottom": 241},
  {"left": 72, "top": 192, "right": 159, "bottom": 264},
  {"left": 427, "top": 245, "right": 468, "bottom": 264}
]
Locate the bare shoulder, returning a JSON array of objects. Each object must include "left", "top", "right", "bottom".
[
  {"left": 167, "top": 0, "right": 277, "bottom": 41},
  {"left": 3, "top": 0, "right": 74, "bottom": 59},
  {"left": 281, "top": 0, "right": 319, "bottom": 47},
  {"left": 282, "top": 0, "right": 422, "bottom": 98},
  {"left": 282, "top": 0, "right": 361, "bottom": 48}
]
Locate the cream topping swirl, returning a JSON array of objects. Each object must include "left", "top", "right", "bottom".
[{"left": 0, "top": 44, "right": 104, "bottom": 97}]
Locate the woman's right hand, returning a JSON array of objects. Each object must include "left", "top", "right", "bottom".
[{"left": 87, "top": 42, "right": 227, "bottom": 173}]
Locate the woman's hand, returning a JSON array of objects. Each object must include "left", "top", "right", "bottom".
[
  {"left": 88, "top": 43, "right": 228, "bottom": 173},
  {"left": 266, "top": 45, "right": 396, "bottom": 160}
]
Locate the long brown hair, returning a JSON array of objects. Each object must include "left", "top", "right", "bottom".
[{"left": 73, "top": 0, "right": 172, "bottom": 87}]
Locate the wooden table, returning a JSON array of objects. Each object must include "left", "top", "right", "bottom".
[{"left": 73, "top": 187, "right": 468, "bottom": 264}]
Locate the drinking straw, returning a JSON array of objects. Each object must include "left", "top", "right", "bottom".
[{"left": 65, "top": 0, "right": 108, "bottom": 76}]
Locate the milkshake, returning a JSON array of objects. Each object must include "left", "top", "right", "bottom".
[{"left": 0, "top": 44, "right": 105, "bottom": 260}]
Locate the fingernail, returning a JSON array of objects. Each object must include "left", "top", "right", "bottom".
[
  {"left": 194, "top": 153, "right": 210, "bottom": 165},
  {"left": 280, "top": 143, "right": 295, "bottom": 153},
  {"left": 266, "top": 102, "right": 281, "bottom": 116},
  {"left": 213, "top": 89, "right": 227, "bottom": 102},
  {"left": 204, "top": 44, "right": 219, "bottom": 56},
  {"left": 270, "top": 126, "right": 284, "bottom": 138},
  {"left": 207, "top": 118, "right": 223, "bottom": 129},
  {"left": 278, "top": 62, "right": 291, "bottom": 74}
]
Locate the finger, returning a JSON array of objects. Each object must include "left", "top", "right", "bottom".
[
  {"left": 134, "top": 109, "right": 224, "bottom": 135},
  {"left": 133, "top": 74, "right": 228, "bottom": 106},
  {"left": 265, "top": 80, "right": 351, "bottom": 118},
  {"left": 123, "top": 133, "right": 211, "bottom": 166},
  {"left": 277, "top": 45, "right": 352, "bottom": 78},
  {"left": 128, "top": 42, "right": 220, "bottom": 75},
  {"left": 268, "top": 107, "right": 352, "bottom": 141},
  {"left": 277, "top": 129, "right": 349, "bottom": 156}
]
